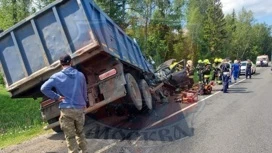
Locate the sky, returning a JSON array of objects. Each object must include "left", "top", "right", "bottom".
[{"left": 221, "top": 0, "right": 272, "bottom": 25}]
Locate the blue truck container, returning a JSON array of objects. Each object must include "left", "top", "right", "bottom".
[
  {"left": 0, "top": 0, "right": 160, "bottom": 131},
  {"left": 0, "top": 0, "right": 151, "bottom": 98}
]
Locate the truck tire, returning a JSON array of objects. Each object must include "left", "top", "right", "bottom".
[
  {"left": 138, "top": 79, "right": 153, "bottom": 110},
  {"left": 125, "top": 73, "right": 142, "bottom": 111},
  {"left": 47, "top": 117, "right": 62, "bottom": 133}
]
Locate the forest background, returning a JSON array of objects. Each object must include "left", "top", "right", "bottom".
[{"left": 0, "top": 0, "right": 272, "bottom": 67}]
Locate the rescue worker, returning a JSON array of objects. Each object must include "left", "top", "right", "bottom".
[
  {"left": 212, "top": 58, "right": 218, "bottom": 80},
  {"left": 203, "top": 59, "right": 212, "bottom": 85},
  {"left": 246, "top": 59, "right": 252, "bottom": 79},
  {"left": 186, "top": 60, "right": 195, "bottom": 88},
  {"left": 216, "top": 58, "right": 223, "bottom": 84},
  {"left": 212, "top": 58, "right": 221, "bottom": 82},
  {"left": 196, "top": 60, "right": 205, "bottom": 83},
  {"left": 226, "top": 60, "right": 232, "bottom": 83},
  {"left": 232, "top": 60, "right": 240, "bottom": 83},
  {"left": 196, "top": 60, "right": 204, "bottom": 95},
  {"left": 237, "top": 59, "right": 241, "bottom": 78},
  {"left": 220, "top": 59, "right": 231, "bottom": 93}
]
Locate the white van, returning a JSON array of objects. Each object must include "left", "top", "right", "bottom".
[{"left": 256, "top": 55, "right": 269, "bottom": 67}]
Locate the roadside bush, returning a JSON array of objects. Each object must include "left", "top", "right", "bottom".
[
  {"left": 0, "top": 73, "right": 4, "bottom": 85},
  {"left": 0, "top": 86, "right": 44, "bottom": 148}
]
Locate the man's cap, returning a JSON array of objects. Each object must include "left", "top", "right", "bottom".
[{"left": 60, "top": 54, "right": 72, "bottom": 65}]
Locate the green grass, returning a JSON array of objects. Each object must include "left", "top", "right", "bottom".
[
  {"left": 0, "top": 126, "right": 50, "bottom": 149},
  {"left": 0, "top": 85, "right": 46, "bottom": 149}
]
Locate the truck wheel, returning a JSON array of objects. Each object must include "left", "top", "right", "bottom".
[
  {"left": 125, "top": 73, "right": 142, "bottom": 111},
  {"left": 138, "top": 79, "right": 153, "bottom": 110},
  {"left": 47, "top": 117, "right": 62, "bottom": 133}
]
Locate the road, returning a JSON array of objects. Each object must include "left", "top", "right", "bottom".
[{"left": 2, "top": 67, "right": 272, "bottom": 153}]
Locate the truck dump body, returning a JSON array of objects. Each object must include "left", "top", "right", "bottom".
[{"left": 0, "top": 0, "right": 150, "bottom": 97}]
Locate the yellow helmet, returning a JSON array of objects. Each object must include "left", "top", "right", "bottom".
[
  {"left": 214, "top": 58, "right": 218, "bottom": 63},
  {"left": 170, "top": 62, "right": 178, "bottom": 69},
  {"left": 218, "top": 58, "right": 223, "bottom": 63},
  {"left": 204, "top": 59, "right": 210, "bottom": 64},
  {"left": 198, "top": 60, "right": 203, "bottom": 63}
]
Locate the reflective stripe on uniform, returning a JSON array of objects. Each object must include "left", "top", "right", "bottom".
[{"left": 204, "top": 75, "right": 210, "bottom": 78}]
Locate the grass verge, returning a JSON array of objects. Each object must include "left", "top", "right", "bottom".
[
  {"left": 0, "top": 126, "right": 50, "bottom": 149},
  {"left": 0, "top": 85, "right": 46, "bottom": 149}
]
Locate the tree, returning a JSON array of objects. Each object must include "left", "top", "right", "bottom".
[
  {"left": 1, "top": 0, "right": 271, "bottom": 66},
  {"left": 94, "top": 0, "right": 129, "bottom": 29},
  {"left": 224, "top": 7, "right": 272, "bottom": 61},
  {"left": 186, "top": 0, "right": 208, "bottom": 61},
  {"left": 232, "top": 8, "right": 255, "bottom": 59},
  {"left": 146, "top": 0, "right": 185, "bottom": 63},
  {"left": 0, "top": 0, "right": 33, "bottom": 30},
  {"left": 203, "top": 0, "right": 227, "bottom": 56},
  {"left": 32, "top": 0, "right": 56, "bottom": 10},
  {"left": 127, "top": 0, "right": 157, "bottom": 52}
]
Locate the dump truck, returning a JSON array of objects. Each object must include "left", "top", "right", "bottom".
[
  {"left": 0, "top": 0, "right": 192, "bottom": 132},
  {"left": 0, "top": 0, "right": 175, "bottom": 132}
]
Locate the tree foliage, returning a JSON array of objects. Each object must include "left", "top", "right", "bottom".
[
  {"left": 0, "top": 0, "right": 32, "bottom": 29},
  {"left": 224, "top": 8, "right": 272, "bottom": 61},
  {"left": 0, "top": 0, "right": 271, "bottom": 65},
  {"left": 94, "top": 0, "right": 128, "bottom": 29},
  {"left": 0, "top": 74, "right": 4, "bottom": 85},
  {"left": 203, "top": 0, "right": 227, "bottom": 56},
  {"left": 185, "top": 0, "right": 272, "bottom": 63}
]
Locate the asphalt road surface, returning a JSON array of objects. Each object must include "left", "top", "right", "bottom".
[{"left": 2, "top": 66, "right": 272, "bottom": 153}]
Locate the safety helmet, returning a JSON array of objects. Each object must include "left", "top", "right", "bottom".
[
  {"left": 218, "top": 58, "right": 223, "bottom": 63},
  {"left": 170, "top": 62, "right": 178, "bottom": 69},
  {"left": 214, "top": 58, "right": 218, "bottom": 63},
  {"left": 203, "top": 59, "right": 210, "bottom": 64},
  {"left": 198, "top": 60, "right": 203, "bottom": 63}
]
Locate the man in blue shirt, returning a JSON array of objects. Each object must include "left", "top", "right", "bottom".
[
  {"left": 232, "top": 60, "right": 240, "bottom": 83},
  {"left": 41, "top": 54, "right": 88, "bottom": 153}
]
